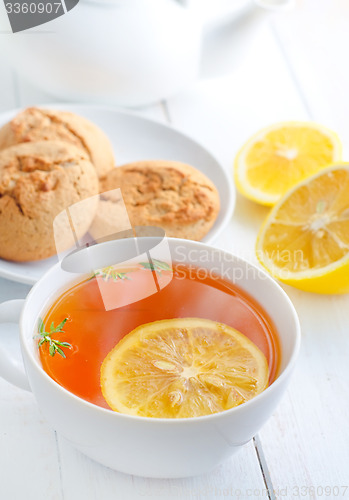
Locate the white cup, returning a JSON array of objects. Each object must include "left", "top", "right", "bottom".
[{"left": 0, "top": 238, "right": 300, "bottom": 478}]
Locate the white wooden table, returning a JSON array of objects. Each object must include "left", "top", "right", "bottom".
[{"left": 1, "top": 1, "right": 349, "bottom": 498}]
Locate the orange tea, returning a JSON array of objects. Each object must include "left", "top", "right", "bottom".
[{"left": 37, "top": 263, "right": 281, "bottom": 411}]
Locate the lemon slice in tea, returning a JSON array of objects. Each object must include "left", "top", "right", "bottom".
[
  {"left": 100, "top": 318, "right": 269, "bottom": 418},
  {"left": 234, "top": 121, "right": 342, "bottom": 205}
]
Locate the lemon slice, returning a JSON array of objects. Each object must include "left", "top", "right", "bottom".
[
  {"left": 101, "top": 318, "right": 269, "bottom": 418},
  {"left": 234, "top": 122, "right": 342, "bottom": 205},
  {"left": 256, "top": 164, "right": 349, "bottom": 294}
]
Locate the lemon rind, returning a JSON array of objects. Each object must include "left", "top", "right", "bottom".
[{"left": 234, "top": 121, "right": 342, "bottom": 206}]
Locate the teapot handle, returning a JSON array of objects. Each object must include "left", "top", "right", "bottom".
[{"left": 182, "top": 0, "right": 295, "bottom": 32}]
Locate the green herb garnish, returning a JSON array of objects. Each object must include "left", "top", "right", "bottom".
[
  {"left": 34, "top": 318, "right": 72, "bottom": 358},
  {"left": 92, "top": 266, "right": 131, "bottom": 282},
  {"left": 140, "top": 259, "right": 172, "bottom": 275}
]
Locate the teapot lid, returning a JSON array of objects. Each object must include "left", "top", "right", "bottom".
[{"left": 81, "top": 0, "right": 132, "bottom": 6}]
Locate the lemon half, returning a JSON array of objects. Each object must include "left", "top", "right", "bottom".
[
  {"left": 234, "top": 121, "right": 342, "bottom": 205},
  {"left": 256, "top": 164, "right": 349, "bottom": 294}
]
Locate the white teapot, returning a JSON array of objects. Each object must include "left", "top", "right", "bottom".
[{"left": 0, "top": 0, "right": 294, "bottom": 106}]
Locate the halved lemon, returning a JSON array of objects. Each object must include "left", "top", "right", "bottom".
[
  {"left": 256, "top": 164, "right": 349, "bottom": 294},
  {"left": 101, "top": 318, "right": 269, "bottom": 418},
  {"left": 234, "top": 122, "right": 342, "bottom": 205}
]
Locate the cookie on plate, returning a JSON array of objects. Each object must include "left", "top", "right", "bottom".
[
  {"left": 0, "top": 107, "right": 115, "bottom": 178},
  {"left": 0, "top": 141, "right": 99, "bottom": 262},
  {"left": 91, "top": 160, "right": 220, "bottom": 241}
]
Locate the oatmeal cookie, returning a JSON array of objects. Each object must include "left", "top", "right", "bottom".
[
  {"left": 0, "top": 107, "right": 115, "bottom": 178},
  {"left": 91, "top": 160, "right": 220, "bottom": 241},
  {"left": 0, "top": 141, "right": 99, "bottom": 261}
]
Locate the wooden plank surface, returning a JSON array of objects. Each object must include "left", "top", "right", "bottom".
[
  {"left": 56, "top": 439, "right": 267, "bottom": 500},
  {"left": 271, "top": 0, "right": 349, "bottom": 153},
  {"left": 259, "top": 289, "right": 349, "bottom": 497},
  {"left": 257, "top": 1, "right": 349, "bottom": 496},
  {"left": 0, "top": 278, "right": 63, "bottom": 500}
]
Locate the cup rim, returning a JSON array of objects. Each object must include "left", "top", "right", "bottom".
[{"left": 20, "top": 237, "right": 301, "bottom": 424}]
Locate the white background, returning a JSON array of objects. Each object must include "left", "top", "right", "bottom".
[{"left": 0, "top": 0, "right": 349, "bottom": 498}]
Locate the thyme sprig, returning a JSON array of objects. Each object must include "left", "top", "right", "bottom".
[
  {"left": 34, "top": 318, "right": 72, "bottom": 358},
  {"left": 140, "top": 259, "right": 172, "bottom": 275},
  {"left": 92, "top": 266, "right": 131, "bottom": 282}
]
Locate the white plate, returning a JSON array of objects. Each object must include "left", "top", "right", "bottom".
[{"left": 0, "top": 104, "right": 235, "bottom": 285}]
